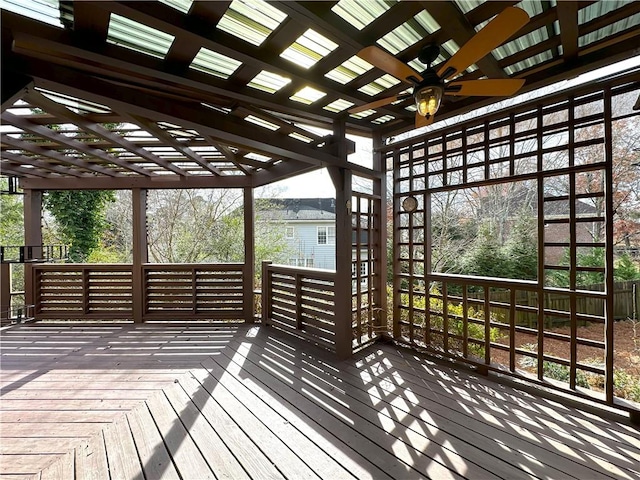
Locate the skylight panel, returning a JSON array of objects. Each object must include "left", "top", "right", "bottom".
[
  {"left": 289, "top": 132, "right": 314, "bottom": 143},
  {"left": 280, "top": 29, "right": 338, "bottom": 69},
  {"left": 441, "top": 39, "right": 461, "bottom": 57},
  {"left": 579, "top": 12, "right": 639, "bottom": 47},
  {"left": 372, "top": 115, "right": 395, "bottom": 124},
  {"left": 331, "top": 0, "right": 394, "bottom": 30},
  {"left": 325, "top": 56, "right": 374, "bottom": 84},
  {"left": 358, "top": 74, "right": 401, "bottom": 96},
  {"left": 454, "top": 0, "right": 484, "bottom": 14},
  {"left": 36, "top": 88, "right": 111, "bottom": 114},
  {"left": 248, "top": 71, "right": 292, "bottom": 94},
  {"left": 324, "top": 99, "right": 355, "bottom": 113},
  {"left": 290, "top": 86, "right": 327, "bottom": 104},
  {"left": 350, "top": 109, "right": 376, "bottom": 119},
  {"left": 244, "top": 115, "right": 280, "bottom": 131},
  {"left": 377, "top": 10, "right": 441, "bottom": 55},
  {"left": 190, "top": 48, "right": 242, "bottom": 79},
  {"left": 217, "top": 0, "right": 287, "bottom": 46},
  {"left": 492, "top": 27, "right": 548, "bottom": 60},
  {"left": 579, "top": 0, "right": 631, "bottom": 25},
  {"left": 2, "top": 0, "right": 63, "bottom": 28},
  {"left": 244, "top": 152, "right": 271, "bottom": 163},
  {"left": 159, "top": 0, "right": 193, "bottom": 14},
  {"left": 108, "top": 13, "right": 174, "bottom": 59}
]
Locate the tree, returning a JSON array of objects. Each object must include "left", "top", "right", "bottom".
[
  {"left": 0, "top": 179, "right": 23, "bottom": 246},
  {"left": 44, "top": 190, "right": 115, "bottom": 262}
]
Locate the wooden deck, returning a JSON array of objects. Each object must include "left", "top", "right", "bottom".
[{"left": 1, "top": 323, "right": 638, "bottom": 480}]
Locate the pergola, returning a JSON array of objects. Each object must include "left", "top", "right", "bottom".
[{"left": 2, "top": 0, "right": 640, "bottom": 463}]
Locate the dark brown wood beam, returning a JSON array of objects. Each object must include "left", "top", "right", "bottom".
[
  {"left": 1, "top": 72, "right": 32, "bottom": 112},
  {"left": 19, "top": 174, "right": 252, "bottom": 190},
  {"left": 71, "top": 0, "right": 110, "bottom": 47},
  {"left": 556, "top": 2, "right": 579, "bottom": 61},
  {"left": 1, "top": 162, "right": 51, "bottom": 178}
]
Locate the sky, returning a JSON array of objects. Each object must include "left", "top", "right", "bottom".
[{"left": 269, "top": 55, "right": 640, "bottom": 199}]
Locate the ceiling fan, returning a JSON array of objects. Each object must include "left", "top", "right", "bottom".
[{"left": 349, "top": 6, "right": 530, "bottom": 128}]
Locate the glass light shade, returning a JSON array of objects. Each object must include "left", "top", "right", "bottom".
[{"left": 415, "top": 85, "right": 443, "bottom": 117}]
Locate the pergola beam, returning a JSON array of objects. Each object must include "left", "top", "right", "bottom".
[
  {"left": 556, "top": 2, "right": 579, "bottom": 61},
  {"left": 1, "top": 72, "right": 32, "bottom": 112},
  {"left": 1, "top": 151, "right": 89, "bottom": 177},
  {"left": 19, "top": 174, "right": 252, "bottom": 190}
]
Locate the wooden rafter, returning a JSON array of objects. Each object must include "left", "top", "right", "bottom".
[
  {"left": 1, "top": 124, "right": 124, "bottom": 177},
  {"left": 25, "top": 90, "right": 189, "bottom": 176},
  {"left": 556, "top": 2, "right": 579, "bottom": 61},
  {"left": 1, "top": 151, "right": 89, "bottom": 177}
]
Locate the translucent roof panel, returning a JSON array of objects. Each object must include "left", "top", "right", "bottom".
[
  {"left": 247, "top": 70, "right": 292, "bottom": 94},
  {"left": 350, "top": 109, "right": 376, "bottom": 119},
  {"left": 377, "top": 10, "right": 441, "bottom": 55},
  {"left": 289, "top": 132, "right": 314, "bottom": 143},
  {"left": 505, "top": 50, "right": 553, "bottom": 75},
  {"left": 1, "top": 0, "right": 63, "bottom": 28},
  {"left": 454, "top": 0, "right": 484, "bottom": 14},
  {"left": 331, "top": 0, "right": 395, "bottom": 31},
  {"left": 289, "top": 86, "right": 327, "bottom": 104},
  {"left": 190, "top": 48, "right": 242, "bottom": 79},
  {"left": 280, "top": 29, "right": 338, "bottom": 69},
  {"left": 358, "top": 74, "right": 401, "bottom": 96},
  {"left": 36, "top": 88, "right": 111, "bottom": 114},
  {"left": 372, "top": 114, "right": 395, "bottom": 124},
  {"left": 323, "top": 98, "right": 355, "bottom": 113},
  {"left": 325, "top": 56, "right": 374, "bottom": 84},
  {"left": 159, "top": 0, "right": 193, "bottom": 14},
  {"left": 244, "top": 115, "right": 280, "bottom": 131},
  {"left": 492, "top": 26, "right": 549, "bottom": 60},
  {"left": 579, "top": 5, "right": 638, "bottom": 47},
  {"left": 579, "top": 0, "right": 633, "bottom": 25},
  {"left": 217, "top": 0, "right": 287, "bottom": 47},
  {"left": 107, "top": 14, "right": 174, "bottom": 59}
]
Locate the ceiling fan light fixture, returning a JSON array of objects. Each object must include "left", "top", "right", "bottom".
[{"left": 415, "top": 85, "right": 443, "bottom": 117}]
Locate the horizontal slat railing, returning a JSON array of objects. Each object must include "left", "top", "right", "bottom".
[
  {"left": 33, "top": 263, "right": 248, "bottom": 321},
  {"left": 262, "top": 262, "right": 337, "bottom": 352},
  {"left": 34, "top": 264, "right": 133, "bottom": 319},
  {"left": 143, "top": 263, "right": 245, "bottom": 321}
]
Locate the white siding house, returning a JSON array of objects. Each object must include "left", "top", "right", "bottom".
[{"left": 258, "top": 198, "right": 337, "bottom": 270}]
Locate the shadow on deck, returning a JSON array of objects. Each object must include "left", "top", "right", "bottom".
[{"left": 0, "top": 323, "right": 638, "bottom": 479}]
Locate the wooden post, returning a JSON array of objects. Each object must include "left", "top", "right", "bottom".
[
  {"left": 372, "top": 131, "right": 388, "bottom": 335},
  {"left": 329, "top": 117, "right": 353, "bottom": 359},
  {"left": 262, "top": 261, "right": 272, "bottom": 326},
  {"left": 244, "top": 187, "right": 255, "bottom": 323},
  {"left": 131, "top": 188, "right": 148, "bottom": 323},
  {"left": 1, "top": 263, "right": 11, "bottom": 322},
  {"left": 23, "top": 189, "right": 42, "bottom": 314}
]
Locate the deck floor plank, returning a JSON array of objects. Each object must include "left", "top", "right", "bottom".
[
  {"left": 188, "top": 360, "right": 357, "bottom": 480},
  {"left": 126, "top": 400, "right": 180, "bottom": 480},
  {"left": 74, "top": 433, "right": 109, "bottom": 480},
  {"left": 161, "top": 378, "right": 251, "bottom": 480},
  {"left": 144, "top": 391, "right": 215, "bottom": 479},
  {"left": 102, "top": 414, "right": 145, "bottom": 480},
  {"left": 176, "top": 374, "right": 287, "bottom": 480},
  {"left": 1, "top": 323, "right": 638, "bottom": 480}
]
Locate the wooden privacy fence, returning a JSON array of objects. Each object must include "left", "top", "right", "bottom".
[
  {"left": 33, "top": 263, "right": 248, "bottom": 321},
  {"left": 262, "top": 262, "right": 338, "bottom": 353},
  {"left": 472, "top": 280, "right": 640, "bottom": 326}
]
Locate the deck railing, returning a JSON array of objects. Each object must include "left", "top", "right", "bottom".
[
  {"left": 33, "top": 263, "right": 247, "bottom": 321},
  {"left": 262, "top": 262, "right": 338, "bottom": 352}
]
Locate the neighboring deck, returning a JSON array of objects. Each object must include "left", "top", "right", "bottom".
[{"left": 0, "top": 323, "right": 638, "bottom": 480}]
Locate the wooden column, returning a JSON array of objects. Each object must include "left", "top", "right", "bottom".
[
  {"left": 23, "top": 189, "right": 42, "bottom": 313},
  {"left": 243, "top": 187, "right": 255, "bottom": 323},
  {"left": 372, "top": 131, "right": 388, "bottom": 335},
  {"left": 1, "top": 263, "right": 10, "bottom": 322},
  {"left": 131, "top": 188, "right": 148, "bottom": 323},
  {"left": 329, "top": 118, "right": 353, "bottom": 359}
]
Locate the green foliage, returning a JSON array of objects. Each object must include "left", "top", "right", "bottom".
[
  {"left": 44, "top": 190, "right": 115, "bottom": 262},
  {"left": 0, "top": 180, "right": 24, "bottom": 246},
  {"left": 453, "top": 215, "right": 538, "bottom": 284},
  {"left": 614, "top": 370, "right": 640, "bottom": 402},
  {"left": 396, "top": 286, "right": 501, "bottom": 358},
  {"left": 615, "top": 254, "right": 640, "bottom": 281}
]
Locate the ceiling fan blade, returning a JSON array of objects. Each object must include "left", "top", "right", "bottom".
[
  {"left": 348, "top": 93, "right": 412, "bottom": 114},
  {"left": 358, "top": 46, "right": 423, "bottom": 84},
  {"left": 415, "top": 113, "right": 435, "bottom": 129},
  {"left": 446, "top": 78, "right": 526, "bottom": 96},
  {"left": 437, "top": 7, "right": 530, "bottom": 81}
]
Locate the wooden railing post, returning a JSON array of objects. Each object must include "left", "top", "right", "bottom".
[
  {"left": 131, "top": 189, "right": 147, "bottom": 323},
  {"left": 244, "top": 187, "right": 255, "bottom": 323},
  {"left": 1, "top": 263, "right": 11, "bottom": 322},
  {"left": 23, "top": 189, "right": 42, "bottom": 314},
  {"left": 262, "top": 261, "right": 272, "bottom": 326}
]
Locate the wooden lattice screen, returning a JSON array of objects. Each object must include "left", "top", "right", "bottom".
[{"left": 385, "top": 74, "right": 639, "bottom": 414}]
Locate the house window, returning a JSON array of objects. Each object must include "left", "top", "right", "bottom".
[
  {"left": 285, "top": 226, "right": 294, "bottom": 239},
  {"left": 317, "top": 226, "right": 335, "bottom": 245}
]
